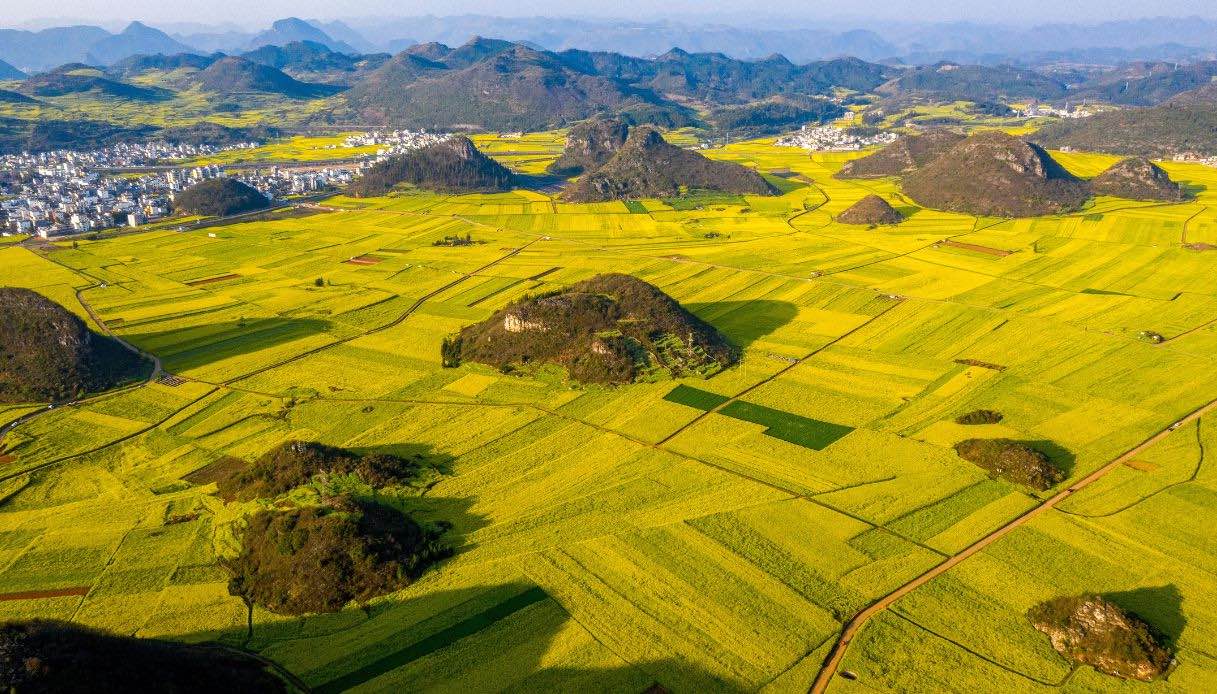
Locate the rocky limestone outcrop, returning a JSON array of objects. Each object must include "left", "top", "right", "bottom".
[
  {"left": 1028, "top": 594, "right": 1171, "bottom": 681},
  {"left": 1090, "top": 157, "right": 1188, "bottom": 201}
]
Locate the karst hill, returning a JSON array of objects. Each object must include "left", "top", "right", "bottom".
[{"left": 444, "top": 273, "right": 739, "bottom": 384}]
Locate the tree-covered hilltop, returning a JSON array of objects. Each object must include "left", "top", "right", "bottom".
[
  {"left": 224, "top": 496, "right": 451, "bottom": 616},
  {"left": 835, "top": 130, "right": 964, "bottom": 179},
  {"left": 0, "top": 620, "right": 287, "bottom": 692},
  {"left": 445, "top": 273, "right": 739, "bottom": 384},
  {"left": 837, "top": 194, "right": 903, "bottom": 225},
  {"left": 954, "top": 438, "right": 1065, "bottom": 490},
  {"left": 901, "top": 131, "right": 1088, "bottom": 217},
  {"left": 564, "top": 127, "right": 775, "bottom": 202},
  {"left": 1090, "top": 157, "right": 1189, "bottom": 202},
  {"left": 346, "top": 136, "right": 515, "bottom": 196},
  {"left": 1032, "top": 104, "right": 1217, "bottom": 158},
  {"left": 212, "top": 440, "right": 435, "bottom": 502},
  {"left": 0, "top": 288, "right": 146, "bottom": 404},
  {"left": 173, "top": 178, "right": 269, "bottom": 216}
]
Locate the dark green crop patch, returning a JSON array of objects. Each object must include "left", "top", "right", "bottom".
[
  {"left": 663, "top": 384, "right": 730, "bottom": 411},
  {"left": 720, "top": 401, "right": 854, "bottom": 450}
]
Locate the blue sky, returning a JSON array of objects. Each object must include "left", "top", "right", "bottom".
[{"left": 7, "top": 0, "right": 1217, "bottom": 26}]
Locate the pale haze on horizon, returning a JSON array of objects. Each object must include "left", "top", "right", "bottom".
[{"left": 5, "top": 0, "right": 1217, "bottom": 26}]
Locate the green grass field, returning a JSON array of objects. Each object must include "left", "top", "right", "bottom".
[{"left": 3, "top": 136, "right": 1217, "bottom": 692}]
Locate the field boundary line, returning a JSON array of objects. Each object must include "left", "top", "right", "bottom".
[{"left": 810, "top": 394, "right": 1217, "bottom": 693}]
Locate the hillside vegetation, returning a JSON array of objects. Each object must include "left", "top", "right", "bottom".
[
  {"left": 347, "top": 137, "right": 515, "bottom": 196},
  {"left": 1033, "top": 105, "right": 1217, "bottom": 158},
  {"left": 173, "top": 178, "right": 269, "bottom": 216},
  {"left": 224, "top": 496, "right": 451, "bottom": 615},
  {"left": 954, "top": 438, "right": 1065, "bottom": 490},
  {"left": 837, "top": 194, "right": 903, "bottom": 225},
  {"left": 548, "top": 118, "right": 629, "bottom": 177},
  {"left": 0, "top": 620, "right": 285, "bottom": 692},
  {"left": 835, "top": 130, "right": 964, "bottom": 179},
  {"left": 1028, "top": 595, "right": 1172, "bottom": 681},
  {"left": 0, "top": 287, "right": 145, "bottom": 403},
  {"left": 1091, "top": 157, "right": 1188, "bottom": 201},
  {"left": 902, "top": 131, "right": 1088, "bottom": 217},
  {"left": 564, "top": 127, "right": 775, "bottom": 202},
  {"left": 445, "top": 273, "right": 738, "bottom": 384},
  {"left": 212, "top": 440, "right": 433, "bottom": 502}
]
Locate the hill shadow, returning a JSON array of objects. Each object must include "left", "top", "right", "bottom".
[
  {"left": 1025, "top": 439, "right": 1077, "bottom": 478},
  {"left": 124, "top": 317, "right": 332, "bottom": 374},
  {"left": 685, "top": 300, "right": 799, "bottom": 351},
  {"left": 242, "top": 580, "right": 753, "bottom": 693},
  {"left": 1104, "top": 584, "right": 1186, "bottom": 647}
]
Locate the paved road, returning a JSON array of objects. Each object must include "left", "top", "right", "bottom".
[{"left": 809, "top": 396, "right": 1217, "bottom": 693}]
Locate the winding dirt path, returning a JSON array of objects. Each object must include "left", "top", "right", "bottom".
[{"left": 810, "top": 395, "right": 1217, "bottom": 693}]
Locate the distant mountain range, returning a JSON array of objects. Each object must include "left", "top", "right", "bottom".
[{"left": 3, "top": 15, "right": 1217, "bottom": 73}]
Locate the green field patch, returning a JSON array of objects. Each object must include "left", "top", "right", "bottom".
[
  {"left": 313, "top": 586, "right": 550, "bottom": 694},
  {"left": 719, "top": 401, "right": 855, "bottom": 450},
  {"left": 663, "top": 384, "right": 730, "bottom": 411},
  {"left": 622, "top": 200, "right": 649, "bottom": 214}
]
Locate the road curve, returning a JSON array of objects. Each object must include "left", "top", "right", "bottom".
[{"left": 810, "top": 396, "right": 1217, "bottom": 693}]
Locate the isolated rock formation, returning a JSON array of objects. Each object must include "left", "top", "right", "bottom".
[
  {"left": 1028, "top": 594, "right": 1172, "bottom": 681},
  {"left": 1090, "top": 157, "right": 1188, "bottom": 201},
  {"left": 444, "top": 273, "right": 738, "bottom": 383},
  {"left": 901, "top": 131, "right": 1088, "bottom": 217}
]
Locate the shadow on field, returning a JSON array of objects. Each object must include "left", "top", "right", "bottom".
[
  {"left": 686, "top": 300, "right": 799, "bottom": 351},
  {"left": 124, "top": 317, "right": 333, "bottom": 373},
  {"left": 246, "top": 580, "right": 754, "bottom": 693},
  {"left": 1026, "top": 439, "right": 1077, "bottom": 478},
  {"left": 1105, "top": 584, "right": 1186, "bottom": 647}
]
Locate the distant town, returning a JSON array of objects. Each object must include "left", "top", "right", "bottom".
[{"left": 0, "top": 130, "right": 453, "bottom": 238}]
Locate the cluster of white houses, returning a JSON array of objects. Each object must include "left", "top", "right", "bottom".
[
  {"left": 775, "top": 125, "right": 899, "bottom": 151},
  {"left": 0, "top": 144, "right": 364, "bottom": 238}
]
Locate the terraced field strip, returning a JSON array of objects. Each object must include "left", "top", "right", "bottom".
[
  {"left": 810, "top": 393, "right": 1217, "bottom": 693},
  {"left": 0, "top": 586, "right": 90, "bottom": 601},
  {"left": 312, "top": 587, "right": 550, "bottom": 694},
  {"left": 217, "top": 237, "right": 543, "bottom": 386},
  {"left": 938, "top": 240, "right": 1014, "bottom": 257},
  {"left": 659, "top": 300, "right": 899, "bottom": 448},
  {"left": 186, "top": 273, "right": 242, "bottom": 286}
]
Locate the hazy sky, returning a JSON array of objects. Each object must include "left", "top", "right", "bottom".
[{"left": 6, "top": 0, "right": 1217, "bottom": 27}]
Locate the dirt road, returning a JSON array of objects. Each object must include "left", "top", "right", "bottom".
[{"left": 810, "top": 396, "right": 1217, "bottom": 693}]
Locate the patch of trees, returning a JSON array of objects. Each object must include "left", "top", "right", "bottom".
[
  {"left": 1033, "top": 105, "right": 1217, "bottom": 158},
  {"left": 0, "top": 619, "right": 285, "bottom": 692},
  {"left": 0, "top": 287, "right": 146, "bottom": 403},
  {"left": 224, "top": 496, "right": 451, "bottom": 615},
  {"left": 346, "top": 137, "right": 514, "bottom": 197},
  {"left": 1028, "top": 594, "right": 1172, "bottom": 681},
  {"left": 174, "top": 178, "right": 269, "bottom": 217},
  {"left": 954, "top": 438, "right": 1064, "bottom": 490},
  {"left": 955, "top": 409, "right": 1003, "bottom": 425},
  {"left": 445, "top": 273, "right": 738, "bottom": 384},
  {"left": 212, "top": 440, "right": 431, "bottom": 502},
  {"left": 708, "top": 98, "right": 845, "bottom": 136}
]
